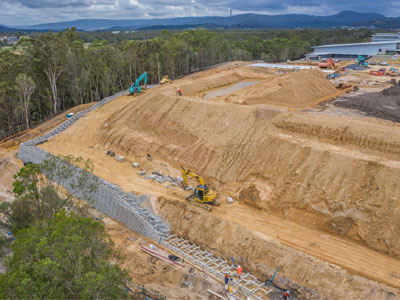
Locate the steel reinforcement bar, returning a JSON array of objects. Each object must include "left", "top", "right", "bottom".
[{"left": 18, "top": 90, "right": 170, "bottom": 241}]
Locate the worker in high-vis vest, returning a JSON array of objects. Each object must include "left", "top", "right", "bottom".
[{"left": 236, "top": 265, "right": 243, "bottom": 277}]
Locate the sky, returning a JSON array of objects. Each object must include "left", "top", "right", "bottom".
[{"left": 1, "top": 0, "right": 400, "bottom": 26}]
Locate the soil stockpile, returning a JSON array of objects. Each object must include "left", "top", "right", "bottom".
[
  {"left": 334, "top": 86, "right": 400, "bottom": 122},
  {"left": 224, "top": 68, "right": 338, "bottom": 108},
  {"left": 178, "top": 66, "right": 338, "bottom": 109}
]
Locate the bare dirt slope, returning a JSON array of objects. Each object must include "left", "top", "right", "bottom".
[
  {"left": 35, "top": 63, "right": 400, "bottom": 298},
  {"left": 223, "top": 69, "right": 338, "bottom": 107},
  {"left": 159, "top": 198, "right": 400, "bottom": 300},
  {"left": 0, "top": 105, "right": 211, "bottom": 300},
  {"left": 92, "top": 80, "right": 400, "bottom": 258}
]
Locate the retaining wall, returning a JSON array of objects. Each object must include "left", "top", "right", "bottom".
[{"left": 18, "top": 91, "right": 170, "bottom": 240}]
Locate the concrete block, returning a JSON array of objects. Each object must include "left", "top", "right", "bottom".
[
  {"left": 227, "top": 196, "right": 234, "bottom": 204},
  {"left": 132, "top": 162, "right": 140, "bottom": 168},
  {"left": 156, "top": 176, "right": 167, "bottom": 183},
  {"left": 138, "top": 171, "right": 146, "bottom": 176},
  {"left": 115, "top": 154, "right": 125, "bottom": 162},
  {"left": 149, "top": 174, "right": 158, "bottom": 179}
]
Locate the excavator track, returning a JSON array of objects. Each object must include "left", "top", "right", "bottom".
[
  {"left": 185, "top": 195, "right": 217, "bottom": 211},
  {"left": 186, "top": 198, "right": 213, "bottom": 211}
]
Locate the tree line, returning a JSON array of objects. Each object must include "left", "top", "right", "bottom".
[{"left": 0, "top": 28, "right": 372, "bottom": 140}]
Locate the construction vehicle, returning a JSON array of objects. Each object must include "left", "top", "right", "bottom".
[
  {"left": 326, "top": 73, "right": 340, "bottom": 80},
  {"left": 370, "top": 70, "right": 385, "bottom": 76},
  {"left": 180, "top": 167, "right": 218, "bottom": 210},
  {"left": 318, "top": 58, "right": 335, "bottom": 69},
  {"left": 356, "top": 55, "right": 368, "bottom": 67},
  {"left": 129, "top": 72, "right": 147, "bottom": 95},
  {"left": 160, "top": 75, "right": 172, "bottom": 84},
  {"left": 389, "top": 67, "right": 399, "bottom": 76}
]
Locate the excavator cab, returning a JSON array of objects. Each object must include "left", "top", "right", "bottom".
[
  {"left": 195, "top": 185, "right": 205, "bottom": 201},
  {"left": 180, "top": 168, "right": 218, "bottom": 206}
]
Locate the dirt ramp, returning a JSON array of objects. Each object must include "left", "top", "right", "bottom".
[
  {"left": 159, "top": 198, "right": 400, "bottom": 300},
  {"left": 273, "top": 112, "right": 400, "bottom": 159},
  {"left": 180, "top": 72, "right": 243, "bottom": 96},
  {"left": 225, "top": 69, "right": 337, "bottom": 108}
]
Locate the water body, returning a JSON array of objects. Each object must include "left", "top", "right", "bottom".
[{"left": 204, "top": 81, "right": 259, "bottom": 99}]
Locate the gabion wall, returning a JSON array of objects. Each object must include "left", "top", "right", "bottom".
[{"left": 18, "top": 91, "right": 170, "bottom": 240}]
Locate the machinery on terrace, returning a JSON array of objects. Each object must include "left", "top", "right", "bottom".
[
  {"left": 356, "top": 55, "right": 368, "bottom": 67},
  {"left": 180, "top": 167, "right": 218, "bottom": 210},
  {"left": 160, "top": 75, "right": 172, "bottom": 84},
  {"left": 389, "top": 67, "right": 399, "bottom": 76},
  {"left": 318, "top": 58, "right": 335, "bottom": 69},
  {"left": 129, "top": 72, "right": 148, "bottom": 95}
]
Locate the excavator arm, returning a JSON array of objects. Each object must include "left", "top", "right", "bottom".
[
  {"left": 180, "top": 167, "right": 217, "bottom": 207},
  {"left": 129, "top": 72, "right": 148, "bottom": 95},
  {"left": 181, "top": 168, "right": 205, "bottom": 186}
]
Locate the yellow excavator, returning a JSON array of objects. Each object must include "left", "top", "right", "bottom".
[{"left": 180, "top": 168, "right": 218, "bottom": 209}]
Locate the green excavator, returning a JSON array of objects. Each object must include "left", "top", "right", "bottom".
[
  {"left": 356, "top": 55, "right": 368, "bottom": 67},
  {"left": 129, "top": 72, "right": 147, "bottom": 95}
]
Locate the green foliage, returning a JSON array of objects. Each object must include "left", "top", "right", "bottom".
[
  {"left": 0, "top": 28, "right": 374, "bottom": 140},
  {"left": 0, "top": 201, "right": 11, "bottom": 214},
  {"left": 11, "top": 162, "right": 70, "bottom": 232},
  {"left": 10, "top": 155, "right": 96, "bottom": 232},
  {"left": 0, "top": 210, "right": 130, "bottom": 300}
]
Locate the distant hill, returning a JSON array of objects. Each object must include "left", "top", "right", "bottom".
[
  {"left": 0, "top": 25, "right": 22, "bottom": 33},
  {"left": 6, "top": 11, "right": 400, "bottom": 31},
  {"left": 0, "top": 25, "right": 47, "bottom": 33}
]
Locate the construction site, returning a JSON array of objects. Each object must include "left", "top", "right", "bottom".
[{"left": 2, "top": 59, "right": 400, "bottom": 300}]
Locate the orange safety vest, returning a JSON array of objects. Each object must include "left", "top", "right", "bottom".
[{"left": 237, "top": 267, "right": 242, "bottom": 275}]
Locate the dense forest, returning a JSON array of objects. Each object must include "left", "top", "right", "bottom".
[{"left": 0, "top": 28, "right": 372, "bottom": 139}]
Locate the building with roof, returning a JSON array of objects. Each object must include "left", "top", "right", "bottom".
[
  {"left": 6, "top": 36, "right": 18, "bottom": 45},
  {"left": 371, "top": 32, "right": 400, "bottom": 42},
  {"left": 306, "top": 41, "right": 400, "bottom": 60}
]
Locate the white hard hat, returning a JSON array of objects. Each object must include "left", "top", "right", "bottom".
[
  {"left": 286, "top": 290, "right": 290, "bottom": 294},
  {"left": 238, "top": 265, "right": 241, "bottom": 268}
]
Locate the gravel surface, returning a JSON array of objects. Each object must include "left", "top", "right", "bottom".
[{"left": 334, "top": 86, "right": 400, "bottom": 122}]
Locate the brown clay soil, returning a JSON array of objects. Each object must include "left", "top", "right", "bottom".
[
  {"left": 334, "top": 86, "right": 400, "bottom": 123},
  {"left": 3, "top": 62, "right": 400, "bottom": 299},
  {"left": 0, "top": 103, "right": 95, "bottom": 150},
  {"left": 0, "top": 109, "right": 218, "bottom": 300}
]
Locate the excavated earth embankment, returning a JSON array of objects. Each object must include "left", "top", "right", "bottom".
[
  {"left": 159, "top": 198, "right": 400, "bottom": 300},
  {"left": 99, "top": 79, "right": 400, "bottom": 259},
  {"left": 36, "top": 63, "right": 400, "bottom": 298}
]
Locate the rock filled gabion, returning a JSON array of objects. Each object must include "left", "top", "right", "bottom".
[{"left": 18, "top": 90, "right": 170, "bottom": 240}]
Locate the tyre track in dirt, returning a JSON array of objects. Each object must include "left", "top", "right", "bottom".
[{"left": 212, "top": 203, "right": 400, "bottom": 289}]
